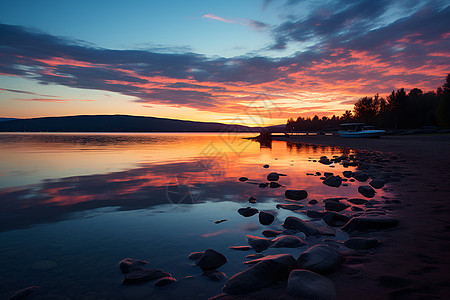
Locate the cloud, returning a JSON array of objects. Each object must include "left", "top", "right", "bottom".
[
  {"left": 201, "top": 13, "right": 269, "bottom": 30},
  {"left": 0, "top": 88, "right": 56, "bottom": 97}
]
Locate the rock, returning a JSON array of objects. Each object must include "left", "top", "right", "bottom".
[
  {"left": 325, "top": 201, "right": 350, "bottom": 212},
  {"left": 287, "top": 270, "right": 336, "bottom": 300},
  {"left": 248, "top": 196, "right": 257, "bottom": 203},
  {"left": 122, "top": 269, "right": 171, "bottom": 285},
  {"left": 348, "top": 198, "right": 368, "bottom": 205},
  {"left": 223, "top": 254, "right": 298, "bottom": 295},
  {"left": 341, "top": 216, "right": 399, "bottom": 233},
  {"left": 276, "top": 203, "right": 304, "bottom": 211},
  {"left": 269, "top": 182, "right": 282, "bottom": 188},
  {"left": 324, "top": 197, "right": 347, "bottom": 202},
  {"left": 342, "top": 171, "right": 353, "bottom": 178},
  {"left": 323, "top": 176, "right": 342, "bottom": 188},
  {"left": 308, "top": 199, "right": 318, "bottom": 205},
  {"left": 246, "top": 254, "right": 264, "bottom": 259},
  {"left": 315, "top": 172, "right": 321, "bottom": 176},
  {"left": 238, "top": 177, "right": 248, "bottom": 182},
  {"left": 262, "top": 230, "right": 282, "bottom": 237},
  {"left": 319, "top": 157, "right": 332, "bottom": 165},
  {"left": 246, "top": 235, "right": 273, "bottom": 252},
  {"left": 118, "top": 258, "right": 148, "bottom": 274},
  {"left": 229, "top": 246, "right": 252, "bottom": 251},
  {"left": 358, "top": 186, "right": 376, "bottom": 198},
  {"left": 238, "top": 207, "right": 258, "bottom": 217},
  {"left": 258, "top": 211, "right": 275, "bottom": 225},
  {"left": 344, "top": 237, "right": 381, "bottom": 250},
  {"left": 267, "top": 172, "right": 280, "bottom": 181},
  {"left": 282, "top": 216, "right": 320, "bottom": 236},
  {"left": 9, "top": 286, "right": 39, "bottom": 300},
  {"left": 351, "top": 206, "right": 364, "bottom": 211},
  {"left": 353, "top": 171, "right": 369, "bottom": 182},
  {"left": 306, "top": 210, "right": 324, "bottom": 218},
  {"left": 285, "top": 190, "right": 308, "bottom": 200},
  {"left": 195, "top": 249, "right": 227, "bottom": 271},
  {"left": 297, "top": 244, "right": 343, "bottom": 274},
  {"left": 369, "top": 180, "right": 385, "bottom": 189},
  {"left": 322, "top": 211, "right": 350, "bottom": 227},
  {"left": 203, "top": 270, "right": 227, "bottom": 281},
  {"left": 259, "top": 182, "right": 269, "bottom": 188},
  {"left": 263, "top": 164, "right": 269, "bottom": 168},
  {"left": 215, "top": 219, "right": 227, "bottom": 224},
  {"left": 188, "top": 251, "right": 204, "bottom": 260},
  {"left": 154, "top": 277, "right": 176, "bottom": 287},
  {"left": 271, "top": 235, "right": 307, "bottom": 248},
  {"left": 324, "top": 172, "right": 334, "bottom": 177}
]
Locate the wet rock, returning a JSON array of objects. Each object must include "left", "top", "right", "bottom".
[
  {"left": 287, "top": 270, "right": 336, "bottom": 300},
  {"left": 342, "top": 171, "right": 353, "bottom": 178},
  {"left": 262, "top": 230, "right": 282, "bottom": 237},
  {"left": 297, "top": 244, "right": 343, "bottom": 274},
  {"left": 238, "top": 207, "right": 258, "bottom": 217},
  {"left": 154, "top": 277, "right": 176, "bottom": 287},
  {"left": 285, "top": 189, "right": 308, "bottom": 200},
  {"left": 259, "top": 211, "right": 275, "bottom": 225},
  {"left": 269, "top": 182, "right": 282, "bottom": 188},
  {"left": 215, "top": 219, "right": 227, "bottom": 224},
  {"left": 351, "top": 206, "right": 364, "bottom": 212},
  {"left": 246, "top": 254, "right": 264, "bottom": 259},
  {"left": 324, "top": 172, "right": 334, "bottom": 177},
  {"left": 118, "top": 258, "right": 148, "bottom": 274},
  {"left": 271, "top": 235, "right": 307, "bottom": 248},
  {"left": 324, "top": 197, "right": 347, "bottom": 202},
  {"left": 267, "top": 172, "right": 280, "bottom": 181},
  {"left": 344, "top": 237, "right": 381, "bottom": 250},
  {"left": 203, "top": 270, "right": 227, "bottom": 282},
  {"left": 195, "top": 249, "right": 227, "bottom": 271},
  {"left": 319, "top": 157, "right": 332, "bottom": 165},
  {"left": 306, "top": 210, "right": 324, "bottom": 218},
  {"left": 246, "top": 235, "right": 273, "bottom": 252},
  {"left": 238, "top": 177, "right": 248, "bottom": 182},
  {"left": 358, "top": 186, "right": 376, "bottom": 198},
  {"left": 308, "top": 199, "right": 318, "bottom": 205},
  {"left": 323, "top": 176, "right": 342, "bottom": 188},
  {"left": 223, "top": 254, "right": 298, "bottom": 295},
  {"left": 9, "top": 286, "right": 39, "bottom": 300},
  {"left": 263, "top": 164, "right": 269, "bottom": 168},
  {"left": 248, "top": 196, "right": 257, "bottom": 203},
  {"left": 315, "top": 172, "right": 321, "bottom": 176},
  {"left": 341, "top": 216, "right": 399, "bottom": 233},
  {"left": 229, "top": 246, "right": 252, "bottom": 251},
  {"left": 353, "top": 171, "right": 369, "bottom": 182},
  {"left": 322, "top": 211, "right": 350, "bottom": 227},
  {"left": 282, "top": 216, "right": 320, "bottom": 236},
  {"left": 276, "top": 203, "right": 304, "bottom": 211},
  {"left": 188, "top": 251, "right": 204, "bottom": 260},
  {"left": 259, "top": 182, "right": 269, "bottom": 188},
  {"left": 370, "top": 180, "right": 385, "bottom": 189},
  {"left": 122, "top": 269, "right": 171, "bottom": 285},
  {"left": 325, "top": 201, "right": 350, "bottom": 212},
  {"left": 348, "top": 198, "right": 368, "bottom": 205}
]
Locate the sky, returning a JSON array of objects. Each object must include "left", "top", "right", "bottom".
[{"left": 0, "top": 0, "right": 449, "bottom": 126}]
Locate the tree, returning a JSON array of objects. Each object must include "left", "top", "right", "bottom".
[
  {"left": 353, "top": 96, "right": 379, "bottom": 123},
  {"left": 436, "top": 73, "right": 450, "bottom": 127},
  {"left": 341, "top": 110, "right": 353, "bottom": 121}
]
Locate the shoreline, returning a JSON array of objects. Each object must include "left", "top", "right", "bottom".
[{"left": 272, "top": 134, "right": 450, "bottom": 299}]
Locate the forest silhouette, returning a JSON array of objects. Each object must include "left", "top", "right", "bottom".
[{"left": 286, "top": 73, "right": 450, "bottom": 131}]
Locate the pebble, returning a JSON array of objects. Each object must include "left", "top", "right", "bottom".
[
  {"left": 195, "top": 249, "right": 227, "bottom": 271},
  {"left": 238, "top": 177, "right": 248, "bottom": 182},
  {"left": 258, "top": 211, "right": 275, "bottom": 225},
  {"left": 285, "top": 190, "right": 308, "bottom": 200},
  {"left": 267, "top": 172, "right": 280, "bottom": 181},
  {"left": 246, "top": 235, "right": 273, "bottom": 252},
  {"left": 237, "top": 207, "right": 258, "bottom": 217},
  {"left": 358, "top": 185, "right": 376, "bottom": 198}
]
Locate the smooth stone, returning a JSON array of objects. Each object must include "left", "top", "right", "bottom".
[
  {"left": 238, "top": 177, "right": 248, "bottom": 182},
  {"left": 344, "top": 237, "right": 381, "bottom": 250},
  {"left": 308, "top": 199, "right": 318, "bottom": 205},
  {"left": 262, "top": 229, "right": 282, "bottom": 237},
  {"left": 214, "top": 219, "right": 227, "bottom": 224},
  {"left": 285, "top": 190, "right": 308, "bottom": 200},
  {"left": 287, "top": 270, "right": 336, "bottom": 300},
  {"left": 259, "top": 182, "right": 269, "bottom": 188},
  {"left": 324, "top": 172, "right": 334, "bottom": 177},
  {"left": 342, "top": 171, "right": 353, "bottom": 178},
  {"left": 229, "top": 246, "right": 252, "bottom": 251},
  {"left": 341, "top": 216, "right": 399, "bottom": 233},
  {"left": 238, "top": 207, "right": 258, "bottom": 217},
  {"left": 276, "top": 203, "right": 304, "bottom": 211},
  {"left": 306, "top": 210, "right": 324, "bottom": 218},
  {"left": 122, "top": 269, "right": 171, "bottom": 285},
  {"left": 315, "top": 172, "right": 321, "bottom": 176},
  {"left": 248, "top": 196, "right": 257, "bottom": 203},
  {"left": 258, "top": 211, "right": 275, "bottom": 225},
  {"left": 358, "top": 185, "right": 376, "bottom": 198},
  {"left": 323, "top": 176, "right": 342, "bottom": 187},
  {"left": 154, "top": 277, "right": 176, "bottom": 287},
  {"left": 269, "top": 182, "right": 282, "bottom": 188},
  {"left": 267, "top": 172, "right": 280, "bottom": 181},
  {"left": 370, "top": 180, "right": 385, "bottom": 189},
  {"left": 195, "top": 249, "right": 227, "bottom": 271},
  {"left": 9, "top": 286, "right": 39, "bottom": 300},
  {"left": 118, "top": 258, "right": 148, "bottom": 274},
  {"left": 223, "top": 254, "right": 298, "bottom": 295},
  {"left": 323, "top": 197, "right": 347, "bottom": 202},
  {"left": 282, "top": 216, "right": 320, "bottom": 236},
  {"left": 322, "top": 211, "right": 350, "bottom": 227},
  {"left": 353, "top": 171, "right": 369, "bottom": 182},
  {"left": 203, "top": 270, "right": 227, "bottom": 282},
  {"left": 32, "top": 260, "right": 57, "bottom": 270},
  {"left": 246, "top": 254, "right": 264, "bottom": 259},
  {"left": 246, "top": 235, "right": 273, "bottom": 252},
  {"left": 297, "top": 244, "right": 343, "bottom": 274},
  {"left": 348, "top": 198, "right": 368, "bottom": 205},
  {"left": 271, "top": 235, "right": 307, "bottom": 248},
  {"left": 188, "top": 251, "right": 204, "bottom": 260},
  {"left": 325, "top": 201, "right": 350, "bottom": 212},
  {"left": 351, "top": 206, "right": 364, "bottom": 212},
  {"left": 263, "top": 164, "right": 269, "bottom": 168}
]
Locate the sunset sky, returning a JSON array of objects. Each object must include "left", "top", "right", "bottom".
[{"left": 1, "top": 0, "right": 449, "bottom": 126}]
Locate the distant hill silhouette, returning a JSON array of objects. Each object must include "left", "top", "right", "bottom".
[
  {"left": 0, "top": 118, "right": 18, "bottom": 122},
  {"left": 0, "top": 115, "right": 261, "bottom": 132}
]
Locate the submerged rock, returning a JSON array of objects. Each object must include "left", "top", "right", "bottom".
[
  {"left": 267, "top": 172, "right": 280, "bottom": 181},
  {"left": 322, "top": 211, "right": 350, "bottom": 227},
  {"left": 262, "top": 230, "right": 282, "bottom": 237},
  {"left": 238, "top": 177, "right": 248, "bottom": 182},
  {"left": 223, "top": 254, "right": 298, "bottom": 295},
  {"left": 229, "top": 246, "right": 252, "bottom": 251},
  {"left": 271, "top": 235, "right": 307, "bottom": 248},
  {"left": 246, "top": 235, "right": 273, "bottom": 252},
  {"left": 341, "top": 216, "right": 399, "bottom": 233},
  {"left": 344, "top": 237, "right": 381, "bottom": 250},
  {"left": 195, "top": 249, "right": 227, "bottom": 271},
  {"left": 122, "top": 269, "right": 171, "bottom": 285},
  {"left": 203, "top": 270, "right": 227, "bottom": 282},
  {"left": 118, "top": 258, "right": 148, "bottom": 274},
  {"left": 248, "top": 196, "right": 257, "bottom": 203},
  {"left": 297, "top": 244, "right": 343, "bottom": 274},
  {"left": 238, "top": 207, "right": 258, "bottom": 217},
  {"left": 276, "top": 203, "right": 304, "bottom": 210},
  {"left": 323, "top": 176, "right": 342, "bottom": 188},
  {"left": 287, "top": 270, "right": 336, "bottom": 300},
  {"left": 358, "top": 186, "right": 376, "bottom": 198},
  {"left": 282, "top": 216, "right": 320, "bottom": 236},
  {"left": 258, "top": 211, "right": 275, "bottom": 225},
  {"left": 285, "top": 189, "right": 308, "bottom": 200},
  {"left": 188, "top": 251, "right": 204, "bottom": 260},
  {"left": 9, "top": 286, "right": 39, "bottom": 300},
  {"left": 154, "top": 277, "right": 176, "bottom": 287}
]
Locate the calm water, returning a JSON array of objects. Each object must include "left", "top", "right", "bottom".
[{"left": 0, "top": 133, "right": 386, "bottom": 299}]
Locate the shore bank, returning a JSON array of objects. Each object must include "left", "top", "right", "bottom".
[{"left": 272, "top": 134, "right": 450, "bottom": 299}]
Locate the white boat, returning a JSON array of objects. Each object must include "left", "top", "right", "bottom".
[{"left": 338, "top": 123, "right": 385, "bottom": 138}]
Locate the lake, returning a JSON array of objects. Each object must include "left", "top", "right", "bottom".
[{"left": 0, "top": 133, "right": 387, "bottom": 299}]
